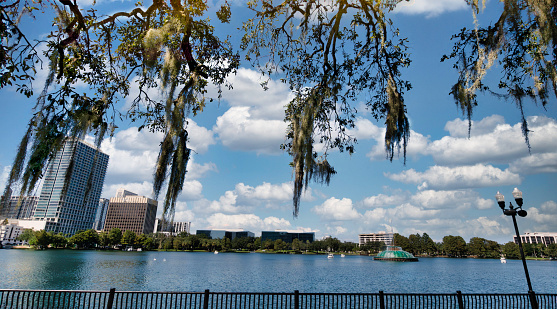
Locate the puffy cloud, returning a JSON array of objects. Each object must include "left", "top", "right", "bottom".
[
  {"left": 540, "top": 200, "right": 557, "bottom": 213},
  {"left": 366, "top": 128, "right": 430, "bottom": 161},
  {"left": 361, "top": 193, "right": 408, "bottom": 208},
  {"left": 509, "top": 153, "right": 557, "bottom": 174},
  {"left": 312, "top": 197, "right": 361, "bottom": 221},
  {"left": 98, "top": 126, "right": 216, "bottom": 194},
  {"left": 193, "top": 190, "right": 246, "bottom": 214},
  {"left": 429, "top": 115, "right": 557, "bottom": 166},
  {"left": 411, "top": 190, "right": 493, "bottom": 210},
  {"left": 362, "top": 203, "right": 440, "bottom": 224},
  {"left": 211, "top": 68, "right": 292, "bottom": 155},
  {"left": 527, "top": 201, "right": 557, "bottom": 232},
  {"left": 385, "top": 164, "right": 521, "bottom": 190},
  {"left": 444, "top": 115, "right": 505, "bottom": 138},
  {"left": 214, "top": 107, "right": 287, "bottom": 155},
  {"left": 347, "top": 118, "right": 382, "bottom": 140},
  {"left": 235, "top": 182, "right": 292, "bottom": 202},
  {"left": 192, "top": 181, "right": 311, "bottom": 215},
  {"left": 205, "top": 213, "right": 292, "bottom": 231},
  {"left": 393, "top": 0, "right": 468, "bottom": 18},
  {"left": 0, "top": 165, "right": 9, "bottom": 193}
]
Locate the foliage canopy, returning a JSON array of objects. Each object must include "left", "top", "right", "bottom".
[{"left": 1, "top": 0, "right": 555, "bottom": 221}]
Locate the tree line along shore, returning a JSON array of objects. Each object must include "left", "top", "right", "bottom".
[{"left": 7, "top": 229, "right": 557, "bottom": 260}]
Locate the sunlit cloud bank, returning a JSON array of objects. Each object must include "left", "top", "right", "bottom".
[
  {"left": 393, "top": 0, "right": 468, "bottom": 18},
  {"left": 211, "top": 68, "right": 292, "bottom": 155}
]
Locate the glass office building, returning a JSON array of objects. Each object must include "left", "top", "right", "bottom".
[
  {"left": 196, "top": 229, "right": 255, "bottom": 240},
  {"left": 261, "top": 231, "right": 315, "bottom": 243},
  {"left": 33, "top": 138, "right": 109, "bottom": 236}
]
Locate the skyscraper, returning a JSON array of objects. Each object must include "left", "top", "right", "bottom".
[
  {"left": 0, "top": 196, "right": 38, "bottom": 219},
  {"left": 94, "top": 198, "right": 110, "bottom": 231},
  {"left": 33, "top": 138, "right": 109, "bottom": 235},
  {"left": 103, "top": 188, "right": 158, "bottom": 235}
]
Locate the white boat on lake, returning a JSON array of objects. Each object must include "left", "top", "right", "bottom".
[
  {"left": 500, "top": 256, "right": 507, "bottom": 263},
  {"left": 327, "top": 253, "right": 334, "bottom": 259}
]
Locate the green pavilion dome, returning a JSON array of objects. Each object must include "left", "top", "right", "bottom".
[{"left": 374, "top": 246, "right": 418, "bottom": 262}]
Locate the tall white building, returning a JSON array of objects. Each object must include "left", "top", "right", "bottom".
[
  {"left": 359, "top": 232, "right": 394, "bottom": 246},
  {"left": 33, "top": 138, "right": 109, "bottom": 235},
  {"left": 154, "top": 218, "right": 190, "bottom": 235},
  {"left": 515, "top": 232, "right": 557, "bottom": 246}
]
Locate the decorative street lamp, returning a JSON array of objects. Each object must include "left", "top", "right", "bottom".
[{"left": 496, "top": 188, "right": 538, "bottom": 309}]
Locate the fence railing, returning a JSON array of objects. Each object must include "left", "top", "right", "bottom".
[{"left": 1, "top": 289, "right": 556, "bottom": 309}]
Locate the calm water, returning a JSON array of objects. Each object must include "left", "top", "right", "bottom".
[{"left": 1, "top": 250, "right": 556, "bottom": 293}]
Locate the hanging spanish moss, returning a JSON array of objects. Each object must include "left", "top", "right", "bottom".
[
  {"left": 444, "top": 0, "right": 556, "bottom": 146},
  {"left": 385, "top": 78, "right": 410, "bottom": 163}
]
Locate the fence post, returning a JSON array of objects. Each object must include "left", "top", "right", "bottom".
[
  {"left": 106, "top": 288, "right": 115, "bottom": 309},
  {"left": 379, "top": 291, "right": 385, "bottom": 309},
  {"left": 203, "top": 289, "right": 210, "bottom": 309},
  {"left": 294, "top": 290, "right": 299, "bottom": 309},
  {"left": 456, "top": 291, "right": 464, "bottom": 309},
  {"left": 528, "top": 290, "right": 538, "bottom": 309}
]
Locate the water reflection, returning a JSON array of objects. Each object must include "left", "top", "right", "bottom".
[{"left": 1, "top": 250, "right": 555, "bottom": 293}]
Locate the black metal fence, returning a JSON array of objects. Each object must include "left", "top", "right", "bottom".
[{"left": 1, "top": 289, "right": 556, "bottom": 309}]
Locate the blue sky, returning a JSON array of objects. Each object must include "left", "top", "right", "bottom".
[{"left": 1, "top": 0, "right": 556, "bottom": 243}]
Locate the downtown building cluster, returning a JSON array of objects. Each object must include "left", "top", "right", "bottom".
[
  {"left": 0, "top": 138, "right": 313, "bottom": 246},
  {"left": 0, "top": 138, "right": 189, "bottom": 246}
]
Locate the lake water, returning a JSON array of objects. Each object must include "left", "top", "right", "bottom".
[{"left": 1, "top": 250, "right": 556, "bottom": 294}]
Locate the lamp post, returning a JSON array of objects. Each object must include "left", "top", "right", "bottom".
[{"left": 496, "top": 188, "right": 538, "bottom": 309}]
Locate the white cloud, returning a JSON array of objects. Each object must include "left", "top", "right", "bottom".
[
  {"left": 312, "top": 197, "right": 361, "bottom": 221},
  {"left": 540, "top": 200, "right": 557, "bottom": 213},
  {"left": 366, "top": 128, "right": 430, "bottom": 161},
  {"left": 99, "top": 126, "right": 216, "bottom": 189},
  {"left": 527, "top": 201, "right": 557, "bottom": 232},
  {"left": 509, "top": 153, "right": 557, "bottom": 174},
  {"left": 211, "top": 68, "right": 292, "bottom": 155},
  {"left": 393, "top": 0, "right": 468, "bottom": 18},
  {"left": 386, "top": 164, "right": 521, "bottom": 190},
  {"left": 191, "top": 181, "right": 312, "bottom": 216},
  {"left": 361, "top": 193, "right": 408, "bottom": 208},
  {"left": 235, "top": 182, "right": 292, "bottom": 202},
  {"left": 411, "top": 189, "right": 493, "bottom": 210},
  {"left": 347, "top": 118, "right": 382, "bottom": 140},
  {"left": 444, "top": 115, "right": 505, "bottom": 138},
  {"left": 429, "top": 115, "right": 557, "bottom": 166},
  {"left": 0, "top": 165, "right": 9, "bottom": 193},
  {"left": 193, "top": 190, "right": 246, "bottom": 214},
  {"left": 205, "top": 213, "right": 292, "bottom": 231},
  {"left": 214, "top": 106, "right": 287, "bottom": 155}
]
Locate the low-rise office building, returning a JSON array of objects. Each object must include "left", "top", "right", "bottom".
[
  {"left": 261, "top": 230, "right": 314, "bottom": 243},
  {"left": 0, "top": 219, "right": 48, "bottom": 246},
  {"left": 358, "top": 232, "right": 394, "bottom": 246},
  {"left": 515, "top": 232, "right": 557, "bottom": 246},
  {"left": 154, "top": 219, "right": 191, "bottom": 236},
  {"left": 196, "top": 229, "right": 254, "bottom": 240}
]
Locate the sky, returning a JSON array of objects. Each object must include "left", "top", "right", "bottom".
[{"left": 1, "top": 0, "right": 556, "bottom": 244}]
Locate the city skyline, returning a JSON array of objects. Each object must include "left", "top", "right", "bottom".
[{"left": 1, "top": 0, "right": 556, "bottom": 243}]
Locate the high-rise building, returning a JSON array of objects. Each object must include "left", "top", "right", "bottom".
[
  {"left": 0, "top": 196, "right": 38, "bottom": 219},
  {"left": 154, "top": 218, "right": 190, "bottom": 235},
  {"left": 103, "top": 188, "right": 157, "bottom": 235},
  {"left": 33, "top": 138, "right": 109, "bottom": 235},
  {"left": 94, "top": 198, "right": 110, "bottom": 231},
  {"left": 358, "top": 232, "right": 394, "bottom": 246}
]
